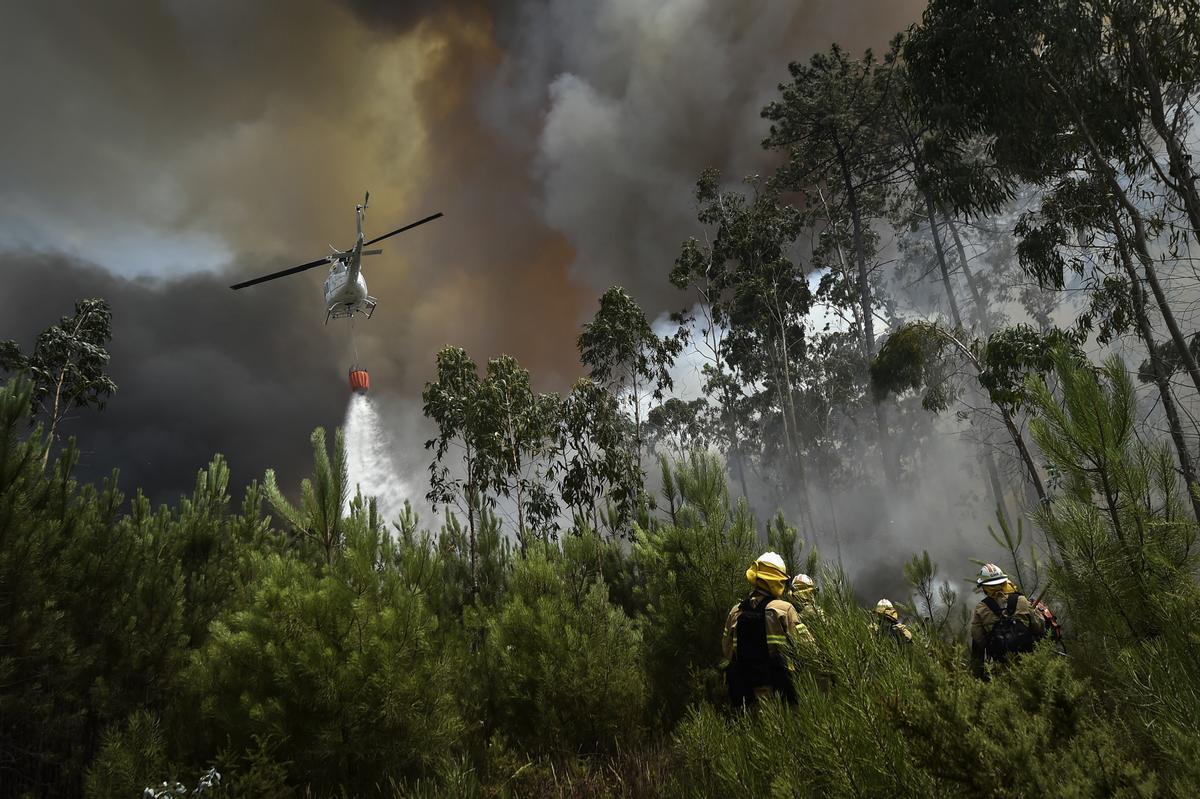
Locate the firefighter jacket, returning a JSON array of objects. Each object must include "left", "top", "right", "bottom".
[
  {"left": 722, "top": 591, "right": 815, "bottom": 666},
  {"left": 877, "top": 617, "right": 914, "bottom": 645},
  {"left": 970, "top": 591, "right": 1044, "bottom": 673},
  {"left": 791, "top": 592, "right": 828, "bottom": 624},
  {"left": 970, "top": 592, "right": 1044, "bottom": 647}
]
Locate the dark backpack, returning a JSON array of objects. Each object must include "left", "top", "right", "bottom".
[
  {"left": 728, "top": 595, "right": 795, "bottom": 706},
  {"left": 982, "top": 593, "right": 1037, "bottom": 661}
]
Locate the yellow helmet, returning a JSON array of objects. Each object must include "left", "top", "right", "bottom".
[
  {"left": 746, "top": 551, "right": 789, "bottom": 597},
  {"left": 874, "top": 598, "right": 899, "bottom": 621}
]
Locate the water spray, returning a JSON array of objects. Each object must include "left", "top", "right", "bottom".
[{"left": 343, "top": 392, "right": 407, "bottom": 522}]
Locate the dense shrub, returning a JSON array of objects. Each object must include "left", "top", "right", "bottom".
[
  {"left": 633, "top": 452, "right": 758, "bottom": 720},
  {"left": 182, "top": 504, "right": 464, "bottom": 795},
  {"left": 473, "top": 540, "right": 649, "bottom": 758},
  {"left": 4, "top": 352, "right": 1200, "bottom": 796}
]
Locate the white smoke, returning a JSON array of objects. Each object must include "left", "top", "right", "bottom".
[{"left": 343, "top": 393, "right": 410, "bottom": 523}]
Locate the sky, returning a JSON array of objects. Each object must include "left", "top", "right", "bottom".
[{"left": 0, "top": 0, "right": 927, "bottom": 506}]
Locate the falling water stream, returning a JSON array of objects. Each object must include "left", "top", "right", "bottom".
[{"left": 343, "top": 393, "right": 408, "bottom": 523}]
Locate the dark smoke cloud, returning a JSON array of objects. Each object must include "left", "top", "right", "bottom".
[
  {"left": 0, "top": 0, "right": 927, "bottom": 516},
  {"left": 0, "top": 251, "right": 346, "bottom": 503}
]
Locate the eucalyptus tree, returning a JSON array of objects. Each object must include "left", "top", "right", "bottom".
[
  {"left": 762, "top": 45, "right": 903, "bottom": 484},
  {"left": 577, "top": 287, "right": 681, "bottom": 469},
  {"left": 423, "top": 345, "right": 486, "bottom": 578},
  {"left": 0, "top": 298, "right": 117, "bottom": 467},
  {"left": 557, "top": 377, "right": 638, "bottom": 535},
  {"left": 672, "top": 170, "right": 820, "bottom": 521},
  {"left": 907, "top": 0, "right": 1200, "bottom": 399},
  {"left": 644, "top": 397, "right": 711, "bottom": 461},
  {"left": 1016, "top": 173, "right": 1200, "bottom": 523},
  {"left": 475, "top": 355, "right": 561, "bottom": 550},
  {"left": 870, "top": 321, "right": 1092, "bottom": 504}
]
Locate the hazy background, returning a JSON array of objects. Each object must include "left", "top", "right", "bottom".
[{"left": 1, "top": 0, "right": 981, "bottom": 588}]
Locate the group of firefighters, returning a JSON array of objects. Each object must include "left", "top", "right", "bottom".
[{"left": 722, "top": 552, "right": 1062, "bottom": 706}]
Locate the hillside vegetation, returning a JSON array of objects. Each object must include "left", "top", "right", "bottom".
[{"left": 6, "top": 0, "right": 1200, "bottom": 796}]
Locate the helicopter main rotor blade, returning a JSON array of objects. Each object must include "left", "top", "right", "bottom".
[
  {"left": 363, "top": 212, "right": 443, "bottom": 247},
  {"left": 229, "top": 256, "right": 331, "bottom": 290}
]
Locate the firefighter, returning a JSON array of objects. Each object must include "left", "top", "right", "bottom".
[
  {"left": 874, "top": 598, "right": 914, "bottom": 645},
  {"left": 970, "top": 563, "right": 1045, "bottom": 678},
  {"left": 790, "top": 573, "right": 826, "bottom": 623},
  {"left": 722, "top": 552, "right": 814, "bottom": 707}
]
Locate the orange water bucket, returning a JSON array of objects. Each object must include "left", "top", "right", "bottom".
[{"left": 349, "top": 368, "right": 370, "bottom": 394}]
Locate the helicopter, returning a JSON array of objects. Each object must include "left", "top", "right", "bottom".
[{"left": 229, "top": 192, "right": 442, "bottom": 323}]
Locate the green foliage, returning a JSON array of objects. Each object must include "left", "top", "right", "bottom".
[
  {"left": 557, "top": 377, "right": 639, "bottom": 533},
  {"left": 83, "top": 711, "right": 174, "bottom": 799},
  {"left": 644, "top": 397, "right": 711, "bottom": 458},
  {"left": 674, "top": 601, "right": 938, "bottom": 798},
  {"left": 1027, "top": 352, "right": 1200, "bottom": 789},
  {"left": 986, "top": 512, "right": 1046, "bottom": 601},
  {"left": 422, "top": 345, "right": 484, "bottom": 534},
  {"left": 15, "top": 2, "right": 1200, "bottom": 792},
  {"left": 183, "top": 504, "right": 463, "bottom": 795},
  {"left": 0, "top": 298, "right": 117, "bottom": 456},
  {"left": 977, "top": 325, "right": 1082, "bottom": 410},
  {"left": 870, "top": 322, "right": 956, "bottom": 411},
  {"left": 473, "top": 541, "right": 649, "bottom": 758},
  {"left": 263, "top": 427, "right": 347, "bottom": 564},
  {"left": 0, "top": 377, "right": 253, "bottom": 796},
  {"left": 902, "top": 550, "right": 963, "bottom": 643},
  {"left": 633, "top": 452, "right": 757, "bottom": 721},
  {"left": 8, "top": 336, "right": 1200, "bottom": 795},
  {"left": 899, "top": 647, "right": 1156, "bottom": 798},
  {"left": 578, "top": 286, "right": 682, "bottom": 422},
  {"left": 676, "top": 619, "right": 1154, "bottom": 799},
  {"left": 1137, "top": 333, "right": 1200, "bottom": 385},
  {"left": 474, "top": 355, "right": 563, "bottom": 543}
]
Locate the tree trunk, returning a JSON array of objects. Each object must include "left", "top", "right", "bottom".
[
  {"left": 1042, "top": 65, "right": 1200, "bottom": 399},
  {"left": 944, "top": 213, "right": 988, "bottom": 329},
  {"left": 1127, "top": 33, "right": 1200, "bottom": 243},
  {"left": 42, "top": 369, "right": 68, "bottom": 469},
  {"left": 982, "top": 445, "right": 1009, "bottom": 523},
  {"left": 928, "top": 196, "right": 1013, "bottom": 515},
  {"left": 1109, "top": 207, "right": 1200, "bottom": 523},
  {"left": 1103, "top": 163, "right": 1200, "bottom": 399},
  {"left": 929, "top": 324, "right": 1046, "bottom": 503},
  {"left": 773, "top": 297, "right": 814, "bottom": 527},
  {"left": 734, "top": 446, "right": 750, "bottom": 499},
  {"left": 924, "top": 191, "right": 962, "bottom": 328},
  {"left": 838, "top": 146, "right": 897, "bottom": 486},
  {"left": 515, "top": 479, "right": 526, "bottom": 552},
  {"left": 998, "top": 406, "right": 1047, "bottom": 504},
  {"left": 466, "top": 452, "right": 478, "bottom": 594}
]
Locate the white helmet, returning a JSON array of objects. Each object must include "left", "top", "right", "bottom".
[
  {"left": 976, "top": 563, "right": 1008, "bottom": 587},
  {"left": 756, "top": 551, "right": 787, "bottom": 573},
  {"left": 791, "top": 573, "right": 815, "bottom": 590},
  {"left": 874, "top": 598, "right": 894, "bottom": 612}
]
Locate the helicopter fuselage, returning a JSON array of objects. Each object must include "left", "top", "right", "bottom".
[
  {"left": 324, "top": 262, "right": 369, "bottom": 309},
  {"left": 323, "top": 204, "right": 377, "bottom": 322}
]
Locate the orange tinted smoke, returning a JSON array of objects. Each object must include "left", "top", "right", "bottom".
[{"left": 349, "top": 368, "right": 370, "bottom": 394}]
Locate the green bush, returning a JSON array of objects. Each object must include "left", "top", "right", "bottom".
[
  {"left": 675, "top": 601, "right": 1153, "bottom": 799},
  {"left": 183, "top": 505, "right": 463, "bottom": 795},
  {"left": 633, "top": 452, "right": 758, "bottom": 721},
  {"left": 473, "top": 541, "right": 649, "bottom": 758}
]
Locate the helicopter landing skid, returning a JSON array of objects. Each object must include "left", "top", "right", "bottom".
[{"left": 325, "top": 297, "right": 378, "bottom": 324}]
